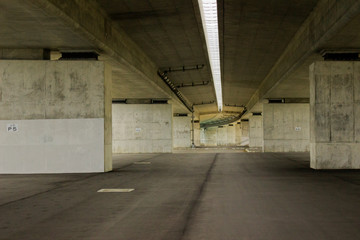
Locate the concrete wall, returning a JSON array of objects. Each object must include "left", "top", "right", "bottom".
[
  {"left": 112, "top": 104, "right": 172, "bottom": 153},
  {"left": 310, "top": 62, "right": 360, "bottom": 169},
  {"left": 200, "top": 127, "right": 217, "bottom": 146},
  {"left": 0, "top": 60, "right": 111, "bottom": 173},
  {"left": 263, "top": 104, "right": 310, "bottom": 152},
  {"left": 249, "top": 116, "right": 263, "bottom": 149},
  {"left": 240, "top": 121, "right": 249, "bottom": 146},
  {"left": 235, "top": 122, "right": 242, "bottom": 145},
  {"left": 173, "top": 116, "right": 191, "bottom": 149},
  {"left": 194, "top": 121, "right": 200, "bottom": 146},
  {"left": 200, "top": 123, "right": 239, "bottom": 147}
]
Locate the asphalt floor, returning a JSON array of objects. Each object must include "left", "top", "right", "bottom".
[{"left": 1, "top": 152, "right": 360, "bottom": 240}]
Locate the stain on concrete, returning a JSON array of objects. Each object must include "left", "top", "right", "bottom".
[{"left": 53, "top": 71, "right": 65, "bottom": 101}]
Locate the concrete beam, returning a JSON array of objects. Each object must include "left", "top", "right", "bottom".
[
  {"left": 30, "top": 0, "right": 191, "bottom": 113},
  {"left": 246, "top": 0, "right": 360, "bottom": 111},
  {"left": 0, "top": 49, "right": 50, "bottom": 60}
]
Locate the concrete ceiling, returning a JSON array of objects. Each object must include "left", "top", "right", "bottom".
[
  {"left": 96, "top": 0, "right": 319, "bottom": 122},
  {"left": 3, "top": 0, "right": 360, "bottom": 124},
  {"left": 0, "top": 0, "right": 93, "bottom": 49},
  {"left": 97, "top": 0, "right": 218, "bottom": 113},
  {"left": 219, "top": 0, "right": 318, "bottom": 106}
]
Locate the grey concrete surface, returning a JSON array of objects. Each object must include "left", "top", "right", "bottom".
[
  {"left": 263, "top": 103, "right": 310, "bottom": 152},
  {"left": 112, "top": 104, "right": 173, "bottom": 153},
  {"left": 1, "top": 152, "right": 360, "bottom": 240},
  {"left": 310, "top": 62, "right": 360, "bottom": 169},
  {"left": 249, "top": 115, "right": 263, "bottom": 149},
  {"left": 0, "top": 60, "right": 112, "bottom": 173}
]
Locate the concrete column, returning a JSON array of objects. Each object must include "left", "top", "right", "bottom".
[
  {"left": 0, "top": 60, "right": 112, "bottom": 173},
  {"left": 263, "top": 103, "right": 310, "bottom": 152},
  {"left": 249, "top": 115, "right": 263, "bottom": 150},
  {"left": 226, "top": 124, "right": 236, "bottom": 146},
  {"left": 200, "top": 123, "right": 238, "bottom": 147},
  {"left": 193, "top": 121, "right": 201, "bottom": 146},
  {"left": 217, "top": 126, "right": 227, "bottom": 146},
  {"left": 310, "top": 61, "right": 360, "bottom": 169},
  {"left": 112, "top": 104, "right": 172, "bottom": 153},
  {"left": 173, "top": 115, "right": 191, "bottom": 149},
  {"left": 235, "top": 122, "right": 242, "bottom": 146},
  {"left": 200, "top": 127, "right": 217, "bottom": 146},
  {"left": 240, "top": 120, "right": 249, "bottom": 146}
]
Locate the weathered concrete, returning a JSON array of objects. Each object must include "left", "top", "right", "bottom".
[
  {"left": 246, "top": 0, "right": 360, "bottom": 112},
  {"left": 0, "top": 60, "right": 112, "bottom": 173},
  {"left": 200, "top": 127, "right": 217, "bottom": 146},
  {"left": 193, "top": 121, "right": 201, "bottom": 147},
  {"left": 263, "top": 103, "right": 310, "bottom": 152},
  {"left": 31, "top": 0, "right": 191, "bottom": 113},
  {"left": 249, "top": 115, "right": 263, "bottom": 150},
  {"left": 235, "top": 122, "right": 242, "bottom": 146},
  {"left": 173, "top": 115, "right": 191, "bottom": 149},
  {"left": 310, "top": 61, "right": 360, "bottom": 169},
  {"left": 240, "top": 121, "right": 249, "bottom": 146},
  {"left": 200, "top": 122, "right": 239, "bottom": 147},
  {"left": 112, "top": 104, "right": 172, "bottom": 153}
]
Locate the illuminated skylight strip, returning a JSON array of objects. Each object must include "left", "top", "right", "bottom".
[{"left": 198, "top": 0, "right": 223, "bottom": 111}]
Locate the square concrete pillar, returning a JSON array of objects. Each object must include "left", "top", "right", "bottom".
[
  {"left": 263, "top": 103, "right": 310, "bottom": 152},
  {"left": 193, "top": 121, "right": 201, "bottom": 146},
  {"left": 310, "top": 61, "right": 360, "bottom": 169},
  {"left": 240, "top": 120, "right": 249, "bottom": 146},
  {"left": 0, "top": 60, "right": 112, "bottom": 173},
  {"left": 235, "top": 122, "right": 242, "bottom": 146},
  {"left": 173, "top": 115, "right": 191, "bottom": 149},
  {"left": 112, "top": 104, "right": 172, "bottom": 153},
  {"left": 249, "top": 115, "right": 263, "bottom": 150}
]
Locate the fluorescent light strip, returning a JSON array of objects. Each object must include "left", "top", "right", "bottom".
[{"left": 198, "top": 0, "right": 223, "bottom": 111}]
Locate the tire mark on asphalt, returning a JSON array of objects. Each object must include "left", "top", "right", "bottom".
[{"left": 179, "top": 153, "right": 219, "bottom": 240}]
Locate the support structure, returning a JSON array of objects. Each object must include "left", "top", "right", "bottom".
[
  {"left": 263, "top": 103, "right": 310, "bottom": 152},
  {"left": 0, "top": 60, "right": 112, "bottom": 173},
  {"left": 310, "top": 61, "right": 360, "bottom": 169},
  {"left": 249, "top": 114, "right": 263, "bottom": 150}
]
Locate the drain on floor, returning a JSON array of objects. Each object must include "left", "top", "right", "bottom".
[
  {"left": 133, "top": 161, "right": 151, "bottom": 165},
  {"left": 97, "top": 189, "right": 135, "bottom": 193}
]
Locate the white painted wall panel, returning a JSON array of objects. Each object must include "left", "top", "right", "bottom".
[{"left": 0, "top": 119, "right": 104, "bottom": 173}]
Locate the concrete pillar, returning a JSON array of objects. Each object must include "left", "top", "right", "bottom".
[
  {"left": 200, "top": 123, "right": 238, "bottom": 147},
  {"left": 263, "top": 103, "right": 310, "bottom": 152},
  {"left": 310, "top": 61, "right": 360, "bottom": 169},
  {"left": 0, "top": 60, "right": 112, "bottom": 173},
  {"left": 240, "top": 120, "right": 249, "bottom": 146},
  {"left": 112, "top": 104, "right": 172, "bottom": 153},
  {"left": 193, "top": 121, "right": 201, "bottom": 146},
  {"left": 173, "top": 115, "right": 191, "bottom": 149},
  {"left": 249, "top": 115, "right": 263, "bottom": 150},
  {"left": 217, "top": 126, "right": 227, "bottom": 146},
  {"left": 200, "top": 127, "right": 217, "bottom": 146},
  {"left": 235, "top": 122, "right": 242, "bottom": 146},
  {"left": 226, "top": 124, "right": 236, "bottom": 146}
]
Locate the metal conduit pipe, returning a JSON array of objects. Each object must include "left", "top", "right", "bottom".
[
  {"left": 162, "top": 64, "right": 205, "bottom": 74},
  {"left": 176, "top": 81, "right": 210, "bottom": 88},
  {"left": 157, "top": 69, "right": 193, "bottom": 113}
]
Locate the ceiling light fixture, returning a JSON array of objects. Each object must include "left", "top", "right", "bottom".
[{"left": 198, "top": 0, "right": 223, "bottom": 112}]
